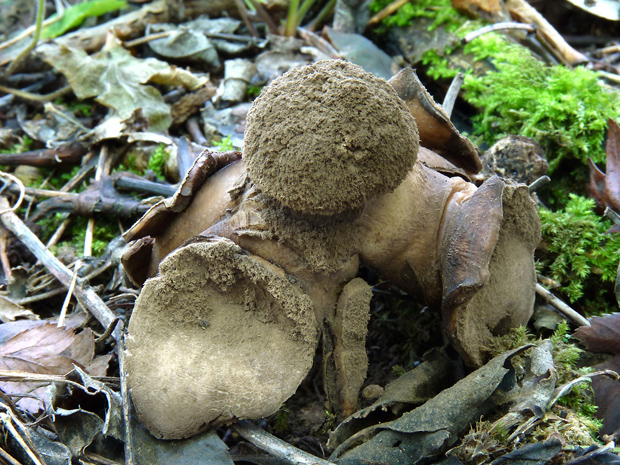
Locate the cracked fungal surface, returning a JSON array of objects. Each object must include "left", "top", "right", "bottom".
[{"left": 243, "top": 60, "right": 420, "bottom": 215}]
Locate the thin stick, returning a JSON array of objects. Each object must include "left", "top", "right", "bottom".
[
  {"left": 6, "top": 0, "right": 46, "bottom": 76},
  {"left": 0, "top": 413, "right": 45, "bottom": 465},
  {"left": 0, "top": 13, "right": 62, "bottom": 53},
  {"left": 123, "top": 30, "right": 174, "bottom": 48},
  {"left": 3, "top": 408, "right": 47, "bottom": 465},
  {"left": 119, "top": 330, "right": 135, "bottom": 465},
  {"left": 248, "top": 0, "right": 278, "bottom": 34},
  {"left": 535, "top": 284, "right": 590, "bottom": 327},
  {"left": 58, "top": 261, "right": 81, "bottom": 328},
  {"left": 0, "top": 197, "right": 115, "bottom": 328},
  {"left": 0, "top": 445, "right": 22, "bottom": 465},
  {"left": 442, "top": 72, "right": 463, "bottom": 119},
  {"left": 234, "top": 0, "right": 258, "bottom": 38},
  {"left": 46, "top": 216, "right": 71, "bottom": 249},
  {"left": 0, "top": 84, "right": 72, "bottom": 103},
  {"left": 461, "top": 21, "right": 536, "bottom": 44},
  {"left": 305, "top": 0, "right": 336, "bottom": 32},
  {"left": 528, "top": 175, "right": 551, "bottom": 193},
  {"left": 233, "top": 420, "right": 335, "bottom": 465},
  {"left": 367, "top": 0, "right": 409, "bottom": 27},
  {"left": 85, "top": 145, "right": 108, "bottom": 257}
]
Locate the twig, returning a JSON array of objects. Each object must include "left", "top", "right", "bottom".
[
  {"left": 123, "top": 31, "right": 174, "bottom": 48},
  {"left": 535, "top": 283, "right": 590, "bottom": 327},
  {"left": 548, "top": 370, "right": 619, "bottom": 409},
  {"left": 186, "top": 117, "right": 208, "bottom": 145},
  {"left": 305, "top": 0, "right": 336, "bottom": 32},
  {"left": 85, "top": 145, "right": 109, "bottom": 257},
  {"left": 233, "top": 420, "right": 335, "bottom": 465},
  {"left": 0, "top": 197, "right": 115, "bottom": 328},
  {"left": 505, "top": 0, "right": 588, "bottom": 66},
  {"left": 115, "top": 176, "right": 176, "bottom": 197},
  {"left": 442, "top": 72, "right": 463, "bottom": 119},
  {"left": 0, "top": 413, "right": 45, "bottom": 465},
  {"left": 235, "top": 0, "right": 258, "bottom": 38},
  {"left": 367, "top": 0, "right": 409, "bottom": 28},
  {"left": 58, "top": 261, "right": 81, "bottom": 328},
  {"left": 0, "top": 445, "right": 22, "bottom": 465},
  {"left": 461, "top": 21, "right": 536, "bottom": 44},
  {"left": 46, "top": 216, "right": 71, "bottom": 249},
  {"left": 0, "top": 84, "right": 72, "bottom": 103},
  {"left": 528, "top": 175, "right": 551, "bottom": 193},
  {"left": 0, "top": 12, "right": 62, "bottom": 53},
  {"left": 5, "top": 0, "right": 46, "bottom": 76},
  {"left": 119, "top": 331, "right": 134, "bottom": 465},
  {"left": 247, "top": 0, "right": 278, "bottom": 34},
  {"left": 598, "top": 70, "right": 620, "bottom": 85}
]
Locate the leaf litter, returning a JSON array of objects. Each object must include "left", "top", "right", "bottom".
[{"left": 0, "top": 0, "right": 619, "bottom": 464}]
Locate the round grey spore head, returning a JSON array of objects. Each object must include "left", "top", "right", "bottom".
[{"left": 244, "top": 60, "right": 419, "bottom": 215}]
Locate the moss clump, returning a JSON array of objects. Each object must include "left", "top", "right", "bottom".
[
  {"left": 537, "top": 194, "right": 620, "bottom": 311},
  {"left": 462, "top": 37, "right": 620, "bottom": 175},
  {"left": 147, "top": 144, "right": 169, "bottom": 181},
  {"left": 369, "top": 0, "right": 463, "bottom": 33}
]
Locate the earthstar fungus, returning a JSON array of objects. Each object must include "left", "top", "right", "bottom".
[{"left": 123, "top": 60, "right": 541, "bottom": 439}]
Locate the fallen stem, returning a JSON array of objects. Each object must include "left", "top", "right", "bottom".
[
  {"left": 535, "top": 283, "right": 590, "bottom": 327},
  {"left": 5, "top": 0, "right": 46, "bottom": 76},
  {"left": 0, "top": 84, "right": 72, "bottom": 103},
  {"left": 235, "top": 0, "right": 258, "bottom": 38},
  {"left": 367, "top": 0, "right": 409, "bottom": 28},
  {"left": 233, "top": 420, "right": 335, "bottom": 465},
  {"left": 442, "top": 72, "right": 463, "bottom": 119},
  {"left": 0, "top": 197, "right": 115, "bottom": 328},
  {"left": 123, "top": 30, "right": 174, "bottom": 48},
  {"left": 461, "top": 21, "right": 536, "bottom": 44},
  {"left": 528, "top": 175, "right": 551, "bottom": 193},
  {"left": 58, "top": 261, "right": 81, "bottom": 328},
  {"left": 548, "top": 369, "right": 619, "bottom": 409},
  {"left": 247, "top": 0, "right": 278, "bottom": 34}
]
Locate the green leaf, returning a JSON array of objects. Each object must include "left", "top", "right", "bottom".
[{"left": 42, "top": 0, "right": 128, "bottom": 39}]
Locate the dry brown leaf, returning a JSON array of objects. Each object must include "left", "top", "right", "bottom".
[
  {"left": 574, "top": 312, "right": 620, "bottom": 354},
  {"left": 0, "top": 295, "right": 38, "bottom": 323},
  {"left": 591, "top": 356, "right": 620, "bottom": 436},
  {"left": 0, "top": 324, "right": 109, "bottom": 413}
]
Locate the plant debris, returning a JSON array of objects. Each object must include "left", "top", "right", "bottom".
[{"left": 0, "top": 0, "right": 619, "bottom": 463}]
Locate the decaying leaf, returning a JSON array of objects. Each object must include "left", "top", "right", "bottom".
[
  {"left": 0, "top": 324, "right": 110, "bottom": 413},
  {"left": 575, "top": 313, "right": 620, "bottom": 436},
  {"left": 0, "top": 295, "right": 38, "bottom": 323},
  {"left": 588, "top": 119, "right": 620, "bottom": 214},
  {"left": 330, "top": 347, "right": 529, "bottom": 465},
  {"left": 40, "top": 38, "right": 208, "bottom": 132},
  {"left": 574, "top": 313, "right": 620, "bottom": 354}
]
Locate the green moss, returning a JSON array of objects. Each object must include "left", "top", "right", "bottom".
[
  {"left": 48, "top": 216, "right": 118, "bottom": 257},
  {"left": 462, "top": 36, "right": 620, "bottom": 175},
  {"left": 369, "top": 0, "right": 463, "bottom": 33},
  {"left": 213, "top": 135, "right": 234, "bottom": 152},
  {"left": 147, "top": 144, "right": 169, "bottom": 180},
  {"left": 0, "top": 135, "right": 33, "bottom": 154},
  {"left": 538, "top": 194, "right": 620, "bottom": 311}
]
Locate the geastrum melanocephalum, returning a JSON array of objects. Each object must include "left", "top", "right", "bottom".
[{"left": 122, "top": 60, "right": 541, "bottom": 440}]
